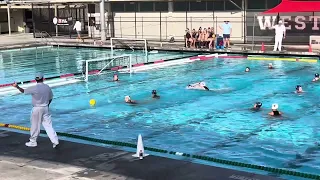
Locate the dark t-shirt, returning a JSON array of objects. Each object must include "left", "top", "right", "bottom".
[
  {"left": 273, "top": 110, "right": 280, "bottom": 116},
  {"left": 186, "top": 32, "right": 191, "bottom": 39}
]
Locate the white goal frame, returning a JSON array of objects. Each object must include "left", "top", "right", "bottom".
[
  {"left": 110, "top": 38, "right": 148, "bottom": 57},
  {"left": 84, "top": 54, "right": 132, "bottom": 82}
]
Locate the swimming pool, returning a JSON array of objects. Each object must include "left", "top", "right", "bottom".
[
  {"left": 1, "top": 47, "right": 320, "bottom": 179},
  {"left": 0, "top": 46, "right": 197, "bottom": 84}
]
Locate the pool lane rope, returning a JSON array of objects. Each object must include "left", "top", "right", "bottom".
[
  {"left": 1, "top": 123, "right": 319, "bottom": 180},
  {"left": 0, "top": 54, "right": 200, "bottom": 88}
]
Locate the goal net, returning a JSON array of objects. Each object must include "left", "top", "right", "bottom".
[
  {"left": 110, "top": 38, "right": 148, "bottom": 57},
  {"left": 83, "top": 54, "right": 132, "bottom": 82}
]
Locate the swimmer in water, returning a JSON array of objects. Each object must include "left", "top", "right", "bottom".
[
  {"left": 187, "top": 82, "right": 209, "bottom": 91},
  {"left": 113, "top": 74, "right": 119, "bottom": 81},
  {"left": 268, "top": 103, "right": 282, "bottom": 116},
  {"left": 268, "top": 63, "right": 273, "bottom": 69},
  {"left": 125, "top": 96, "right": 136, "bottom": 104},
  {"left": 151, "top": 90, "right": 160, "bottom": 99},
  {"left": 245, "top": 67, "right": 250, "bottom": 72},
  {"left": 252, "top": 102, "right": 262, "bottom": 111},
  {"left": 295, "top": 85, "right": 303, "bottom": 93},
  {"left": 312, "top": 73, "right": 319, "bottom": 82}
]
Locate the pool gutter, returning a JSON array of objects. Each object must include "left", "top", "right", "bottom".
[{"left": 53, "top": 42, "right": 320, "bottom": 58}]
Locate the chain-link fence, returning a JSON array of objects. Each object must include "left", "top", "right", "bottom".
[
  {"left": 29, "top": 3, "right": 320, "bottom": 44},
  {"left": 108, "top": 14, "right": 244, "bottom": 42},
  {"left": 31, "top": 3, "right": 87, "bottom": 38}
]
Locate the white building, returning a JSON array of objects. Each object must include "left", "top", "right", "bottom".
[{"left": 2, "top": 0, "right": 317, "bottom": 44}]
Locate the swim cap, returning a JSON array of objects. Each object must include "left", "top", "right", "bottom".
[
  {"left": 152, "top": 90, "right": 157, "bottom": 94},
  {"left": 256, "top": 102, "right": 262, "bottom": 107},
  {"left": 296, "top": 85, "right": 301, "bottom": 90},
  {"left": 269, "top": 63, "right": 272, "bottom": 66},
  {"left": 200, "top": 82, "right": 206, "bottom": 86},
  {"left": 315, "top": 73, "right": 319, "bottom": 77},
  {"left": 272, "top": 103, "right": 278, "bottom": 110},
  {"left": 125, "top": 96, "right": 131, "bottom": 101}
]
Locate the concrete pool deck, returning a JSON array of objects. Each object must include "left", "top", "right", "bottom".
[
  {"left": 0, "top": 129, "right": 281, "bottom": 180},
  {"left": 0, "top": 33, "right": 319, "bottom": 57}
]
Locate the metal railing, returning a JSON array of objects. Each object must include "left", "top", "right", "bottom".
[{"left": 40, "top": 31, "right": 59, "bottom": 49}]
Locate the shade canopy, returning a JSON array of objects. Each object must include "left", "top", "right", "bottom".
[{"left": 263, "top": 0, "right": 320, "bottom": 14}]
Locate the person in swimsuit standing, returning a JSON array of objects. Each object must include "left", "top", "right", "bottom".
[
  {"left": 185, "top": 28, "right": 193, "bottom": 48},
  {"left": 191, "top": 29, "right": 196, "bottom": 48},
  {"left": 208, "top": 28, "right": 215, "bottom": 49}
]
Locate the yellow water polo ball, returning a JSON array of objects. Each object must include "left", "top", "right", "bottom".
[{"left": 89, "top": 99, "right": 96, "bottom": 106}]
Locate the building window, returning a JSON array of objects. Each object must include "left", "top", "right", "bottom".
[
  {"left": 173, "top": 1, "right": 188, "bottom": 11},
  {"left": 225, "top": 0, "right": 242, "bottom": 11},
  {"left": 247, "top": 0, "right": 266, "bottom": 10},
  {"left": 267, "top": 0, "right": 281, "bottom": 9},
  {"left": 111, "top": 2, "right": 125, "bottom": 12},
  {"left": 189, "top": 1, "right": 207, "bottom": 11},
  {"left": 155, "top": 2, "right": 168, "bottom": 12},
  {"left": 139, "top": 2, "right": 154, "bottom": 12},
  {"left": 213, "top": 0, "right": 225, "bottom": 11},
  {"left": 125, "top": 2, "right": 136, "bottom": 12}
]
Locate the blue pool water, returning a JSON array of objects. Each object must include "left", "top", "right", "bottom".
[
  {"left": 0, "top": 46, "right": 196, "bottom": 84},
  {"left": 1, "top": 47, "right": 320, "bottom": 178}
]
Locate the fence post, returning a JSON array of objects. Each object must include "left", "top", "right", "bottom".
[
  {"left": 212, "top": 11, "right": 214, "bottom": 29},
  {"left": 32, "top": 3, "right": 35, "bottom": 38},
  {"left": 120, "top": 16, "right": 122, "bottom": 38},
  {"left": 68, "top": 4, "right": 71, "bottom": 39},
  {"left": 54, "top": 4, "right": 58, "bottom": 37},
  {"left": 215, "top": 16, "right": 218, "bottom": 36},
  {"left": 47, "top": 3, "right": 50, "bottom": 36},
  {"left": 134, "top": 4, "right": 137, "bottom": 38},
  {"left": 185, "top": 4, "right": 188, "bottom": 29},
  {"left": 160, "top": 11, "right": 162, "bottom": 47},
  {"left": 252, "top": 14, "right": 256, "bottom": 50},
  {"left": 165, "top": 16, "right": 167, "bottom": 40}
]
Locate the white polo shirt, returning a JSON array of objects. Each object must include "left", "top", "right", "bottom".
[
  {"left": 73, "top": 21, "right": 82, "bottom": 32},
  {"left": 274, "top": 24, "right": 286, "bottom": 37},
  {"left": 24, "top": 83, "right": 53, "bottom": 107}
]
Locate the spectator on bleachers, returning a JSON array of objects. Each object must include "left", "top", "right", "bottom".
[
  {"left": 203, "top": 28, "right": 209, "bottom": 48},
  {"left": 208, "top": 27, "right": 216, "bottom": 49},
  {"left": 185, "top": 28, "right": 193, "bottom": 48},
  {"left": 185, "top": 26, "right": 221, "bottom": 49},
  {"left": 195, "top": 29, "right": 201, "bottom": 48},
  {"left": 191, "top": 29, "right": 197, "bottom": 48},
  {"left": 200, "top": 28, "right": 206, "bottom": 48}
]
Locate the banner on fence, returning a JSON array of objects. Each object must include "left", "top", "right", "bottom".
[
  {"left": 53, "top": 17, "right": 73, "bottom": 26},
  {"left": 246, "top": 11, "right": 320, "bottom": 43}
]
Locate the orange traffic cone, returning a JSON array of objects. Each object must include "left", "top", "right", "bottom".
[
  {"left": 261, "top": 42, "right": 265, "bottom": 52},
  {"left": 308, "top": 44, "right": 312, "bottom": 52}
]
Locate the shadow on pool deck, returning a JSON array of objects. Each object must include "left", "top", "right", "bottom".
[{"left": 0, "top": 130, "right": 281, "bottom": 180}]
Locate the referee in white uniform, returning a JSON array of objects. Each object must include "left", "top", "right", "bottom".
[{"left": 12, "top": 73, "right": 59, "bottom": 148}]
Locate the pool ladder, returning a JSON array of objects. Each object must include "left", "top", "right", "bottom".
[{"left": 40, "top": 31, "right": 59, "bottom": 49}]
